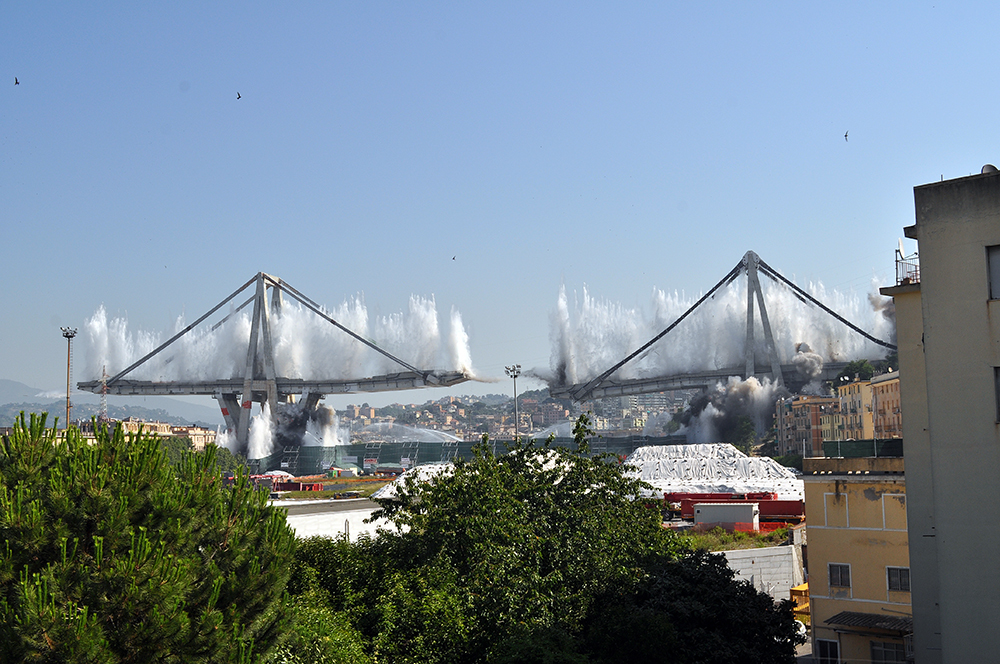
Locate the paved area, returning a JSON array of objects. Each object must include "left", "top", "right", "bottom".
[
  {"left": 795, "top": 638, "right": 812, "bottom": 662},
  {"left": 275, "top": 498, "right": 396, "bottom": 541}
]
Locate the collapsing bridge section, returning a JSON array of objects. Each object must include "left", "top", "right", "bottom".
[
  {"left": 78, "top": 272, "right": 469, "bottom": 454},
  {"left": 551, "top": 251, "right": 897, "bottom": 402}
]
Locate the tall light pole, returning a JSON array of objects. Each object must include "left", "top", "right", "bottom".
[
  {"left": 505, "top": 364, "right": 521, "bottom": 439},
  {"left": 61, "top": 327, "right": 77, "bottom": 430}
]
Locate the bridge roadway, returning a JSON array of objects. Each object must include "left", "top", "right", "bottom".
[
  {"left": 549, "top": 361, "right": 850, "bottom": 401},
  {"left": 77, "top": 370, "right": 469, "bottom": 397}
]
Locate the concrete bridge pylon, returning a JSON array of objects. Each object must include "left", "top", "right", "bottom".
[{"left": 78, "top": 272, "right": 470, "bottom": 454}]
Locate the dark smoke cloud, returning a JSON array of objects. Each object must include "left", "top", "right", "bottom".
[
  {"left": 792, "top": 342, "right": 829, "bottom": 396},
  {"left": 675, "top": 377, "right": 788, "bottom": 445}
]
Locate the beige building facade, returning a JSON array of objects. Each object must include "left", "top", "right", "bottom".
[
  {"left": 879, "top": 169, "right": 1000, "bottom": 664},
  {"left": 803, "top": 456, "right": 910, "bottom": 664},
  {"left": 834, "top": 379, "right": 874, "bottom": 441},
  {"left": 870, "top": 371, "right": 902, "bottom": 440}
]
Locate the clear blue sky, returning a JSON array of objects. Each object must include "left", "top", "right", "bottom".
[{"left": 3, "top": 2, "right": 996, "bottom": 409}]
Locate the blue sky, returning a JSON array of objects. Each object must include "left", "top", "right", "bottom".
[{"left": 3, "top": 2, "right": 997, "bottom": 409}]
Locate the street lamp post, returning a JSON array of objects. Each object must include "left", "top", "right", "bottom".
[
  {"left": 505, "top": 364, "right": 521, "bottom": 439},
  {"left": 61, "top": 327, "right": 77, "bottom": 430}
]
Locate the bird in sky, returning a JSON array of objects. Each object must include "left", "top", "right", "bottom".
[
  {"left": 844, "top": 130, "right": 849, "bottom": 142},
  {"left": 14, "top": 77, "right": 19, "bottom": 85},
  {"left": 237, "top": 92, "right": 241, "bottom": 99},
  {"left": 452, "top": 256, "right": 456, "bottom": 260}
]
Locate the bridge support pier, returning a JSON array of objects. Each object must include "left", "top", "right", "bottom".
[{"left": 743, "top": 251, "right": 784, "bottom": 388}]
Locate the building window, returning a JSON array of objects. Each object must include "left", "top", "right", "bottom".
[
  {"left": 871, "top": 640, "right": 906, "bottom": 662},
  {"left": 816, "top": 639, "right": 840, "bottom": 664},
  {"left": 989, "top": 245, "right": 1000, "bottom": 299},
  {"left": 887, "top": 566, "right": 911, "bottom": 591},
  {"left": 829, "top": 563, "right": 851, "bottom": 588},
  {"left": 995, "top": 368, "right": 1000, "bottom": 422}
]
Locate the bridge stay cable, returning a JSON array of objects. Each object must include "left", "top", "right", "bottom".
[
  {"left": 105, "top": 274, "right": 259, "bottom": 387},
  {"left": 755, "top": 259, "right": 897, "bottom": 351},
  {"left": 106, "top": 273, "right": 429, "bottom": 387},
  {"left": 567, "top": 260, "right": 745, "bottom": 401},
  {"left": 566, "top": 252, "right": 897, "bottom": 402},
  {"left": 269, "top": 276, "right": 427, "bottom": 378}
]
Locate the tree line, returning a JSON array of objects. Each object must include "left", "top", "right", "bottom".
[{"left": 1, "top": 413, "right": 803, "bottom": 663}]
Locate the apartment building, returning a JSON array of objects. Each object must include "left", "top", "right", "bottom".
[
  {"left": 879, "top": 168, "right": 1000, "bottom": 663},
  {"left": 774, "top": 395, "right": 838, "bottom": 456},
  {"left": 870, "top": 371, "right": 902, "bottom": 440},
  {"left": 834, "top": 379, "right": 873, "bottom": 442},
  {"left": 803, "top": 456, "right": 910, "bottom": 664}
]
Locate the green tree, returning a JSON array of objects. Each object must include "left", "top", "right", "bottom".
[
  {"left": 585, "top": 549, "right": 803, "bottom": 664},
  {"left": 730, "top": 415, "right": 758, "bottom": 455},
  {"left": 289, "top": 415, "right": 804, "bottom": 663},
  {"left": 0, "top": 413, "right": 296, "bottom": 663},
  {"left": 161, "top": 434, "right": 193, "bottom": 465},
  {"left": 835, "top": 359, "right": 876, "bottom": 382},
  {"left": 287, "top": 416, "right": 679, "bottom": 662}
]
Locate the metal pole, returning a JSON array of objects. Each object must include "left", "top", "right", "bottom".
[
  {"left": 61, "top": 327, "right": 77, "bottom": 430},
  {"left": 505, "top": 364, "right": 521, "bottom": 440}
]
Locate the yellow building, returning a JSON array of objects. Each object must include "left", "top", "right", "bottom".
[
  {"left": 818, "top": 400, "right": 840, "bottom": 444},
  {"left": 870, "top": 371, "right": 902, "bottom": 440},
  {"left": 803, "top": 456, "right": 911, "bottom": 664},
  {"left": 834, "top": 379, "right": 873, "bottom": 441}
]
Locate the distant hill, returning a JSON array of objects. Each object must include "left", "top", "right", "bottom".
[{"left": 0, "top": 379, "right": 223, "bottom": 428}]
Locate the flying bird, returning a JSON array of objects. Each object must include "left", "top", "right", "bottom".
[
  {"left": 452, "top": 256, "right": 456, "bottom": 260},
  {"left": 14, "top": 77, "right": 19, "bottom": 85},
  {"left": 237, "top": 92, "right": 241, "bottom": 99},
  {"left": 844, "top": 131, "right": 849, "bottom": 142}
]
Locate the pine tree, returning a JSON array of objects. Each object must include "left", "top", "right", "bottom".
[{"left": 0, "top": 412, "right": 296, "bottom": 663}]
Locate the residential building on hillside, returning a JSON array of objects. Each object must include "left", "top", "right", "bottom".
[
  {"left": 878, "top": 168, "right": 1000, "bottom": 663},
  {"left": 803, "top": 456, "right": 910, "bottom": 664}
]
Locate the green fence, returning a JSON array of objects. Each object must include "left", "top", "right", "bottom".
[{"left": 821, "top": 439, "right": 903, "bottom": 458}]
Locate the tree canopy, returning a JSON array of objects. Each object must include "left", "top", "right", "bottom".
[
  {"left": 0, "top": 413, "right": 296, "bottom": 663},
  {"left": 287, "top": 416, "right": 803, "bottom": 663}
]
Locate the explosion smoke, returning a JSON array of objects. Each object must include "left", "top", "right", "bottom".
[
  {"left": 81, "top": 295, "right": 475, "bottom": 383},
  {"left": 548, "top": 274, "right": 895, "bottom": 386},
  {"left": 677, "top": 376, "right": 787, "bottom": 446},
  {"left": 82, "top": 292, "right": 474, "bottom": 455}
]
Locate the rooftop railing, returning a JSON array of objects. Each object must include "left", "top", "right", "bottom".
[{"left": 895, "top": 249, "right": 920, "bottom": 285}]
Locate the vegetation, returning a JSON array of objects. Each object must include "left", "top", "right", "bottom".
[
  {"left": 677, "top": 526, "right": 791, "bottom": 552},
  {"left": 730, "top": 415, "right": 758, "bottom": 455},
  {"left": 1, "top": 412, "right": 804, "bottom": 662},
  {"left": 0, "top": 413, "right": 296, "bottom": 663},
  {"left": 284, "top": 415, "right": 804, "bottom": 663},
  {"left": 772, "top": 453, "right": 804, "bottom": 471},
  {"left": 835, "top": 359, "right": 876, "bottom": 382}
]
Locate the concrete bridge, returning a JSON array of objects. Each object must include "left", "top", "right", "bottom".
[
  {"left": 550, "top": 251, "right": 895, "bottom": 402},
  {"left": 78, "top": 272, "right": 469, "bottom": 454}
]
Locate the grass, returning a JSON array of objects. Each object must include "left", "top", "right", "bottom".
[{"left": 677, "top": 526, "right": 790, "bottom": 552}]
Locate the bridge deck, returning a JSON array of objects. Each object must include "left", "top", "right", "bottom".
[
  {"left": 78, "top": 371, "right": 470, "bottom": 397},
  {"left": 549, "top": 362, "right": 850, "bottom": 401}
]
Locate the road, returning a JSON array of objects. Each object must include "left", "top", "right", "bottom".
[{"left": 274, "top": 498, "right": 391, "bottom": 541}]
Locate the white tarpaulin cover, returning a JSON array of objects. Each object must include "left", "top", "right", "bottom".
[{"left": 624, "top": 444, "right": 803, "bottom": 500}]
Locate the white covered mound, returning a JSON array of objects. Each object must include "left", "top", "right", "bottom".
[
  {"left": 370, "top": 462, "right": 454, "bottom": 501},
  {"left": 624, "top": 444, "right": 803, "bottom": 500}
]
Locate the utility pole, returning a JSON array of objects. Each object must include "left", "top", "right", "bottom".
[
  {"left": 61, "top": 327, "right": 77, "bottom": 430},
  {"left": 505, "top": 364, "right": 521, "bottom": 439}
]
